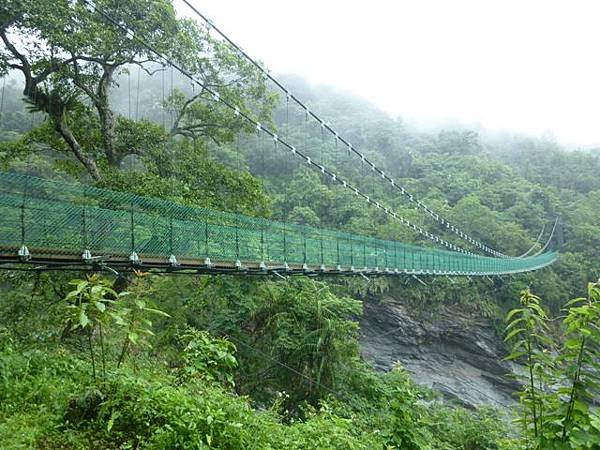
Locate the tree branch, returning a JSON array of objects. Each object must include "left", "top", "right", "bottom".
[
  {"left": 55, "top": 119, "right": 102, "bottom": 181},
  {"left": 70, "top": 59, "right": 98, "bottom": 104},
  {"left": 0, "top": 29, "right": 31, "bottom": 82},
  {"left": 168, "top": 89, "right": 205, "bottom": 136},
  {"left": 130, "top": 59, "right": 165, "bottom": 76}
]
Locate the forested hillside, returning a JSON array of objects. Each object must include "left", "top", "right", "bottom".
[{"left": 1, "top": 1, "right": 599, "bottom": 448}]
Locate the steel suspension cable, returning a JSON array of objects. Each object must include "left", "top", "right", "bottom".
[
  {"left": 135, "top": 66, "right": 141, "bottom": 120},
  {"left": 0, "top": 76, "right": 6, "bottom": 129},
  {"left": 80, "top": 0, "right": 511, "bottom": 257},
  {"left": 179, "top": 0, "right": 509, "bottom": 259},
  {"left": 82, "top": 0, "right": 477, "bottom": 255},
  {"left": 533, "top": 218, "right": 558, "bottom": 257},
  {"left": 516, "top": 223, "right": 546, "bottom": 258},
  {"left": 127, "top": 70, "right": 131, "bottom": 119},
  {"left": 161, "top": 65, "right": 165, "bottom": 128}
]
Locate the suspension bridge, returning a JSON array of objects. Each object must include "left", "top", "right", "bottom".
[
  {"left": 0, "top": 1, "right": 559, "bottom": 276},
  {"left": 0, "top": 172, "right": 557, "bottom": 276}
]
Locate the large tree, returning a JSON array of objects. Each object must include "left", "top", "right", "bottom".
[{"left": 0, "top": 0, "right": 273, "bottom": 181}]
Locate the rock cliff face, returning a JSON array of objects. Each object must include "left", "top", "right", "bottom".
[{"left": 359, "top": 296, "right": 519, "bottom": 409}]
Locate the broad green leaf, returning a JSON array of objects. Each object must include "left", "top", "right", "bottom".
[
  {"left": 79, "top": 309, "right": 89, "bottom": 328},
  {"left": 143, "top": 307, "right": 170, "bottom": 317},
  {"left": 506, "top": 308, "right": 524, "bottom": 321},
  {"left": 128, "top": 332, "right": 139, "bottom": 344},
  {"left": 504, "top": 351, "right": 526, "bottom": 361},
  {"left": 504, "top": 328, "right": 525, "bottom": 341}
]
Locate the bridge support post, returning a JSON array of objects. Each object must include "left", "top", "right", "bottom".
[
  {"left": 235, "top": 225, "right": 244, "bottom": 271},
  {"left": 319, "top": 235, "right": 326, "bottom": 272},
  {"left": 336, "top": 237, "right": 341, "bottom": 272},
  {"left": 18, "top": 189, "right": 30, "bottom": 261},
  {"left": 80, "top": 207, "right": 93, "bottom": 264},
  {"left": 260, "top": 228, "right": 266, "bottom": 270},
  {"left": 283, "top": 225, "right": 288, "bottom": 270},
  {"left": 129, "top": 203, "right": 141, "bottom": 265},
  {"left": 302, "top": 231, "right": 307, "bottom": 271},
  {"left": 168, "top": 218, "right": 179, "bottom": 267}
]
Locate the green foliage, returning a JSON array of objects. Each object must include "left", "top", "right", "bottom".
[
  {"left": 436, "top": 130, "right": 483, "bottom": 155},
  {"left": 504, "top": 281, "right": 600, "bottom": 449},
  {"left": 114, "top": 117, "right": 168, "bottom": 161},
  {"left": 99, "top": 139, "right": 271, "bottom": 216},
  {"left": 426, "top": 406, "right": 517, "bottom": 450},
  {"left": 161, "top": 276, "right": 362, "bottom": 406},
  {"left": 1, "top": 0, "right": 275, "bottom": 180},
  {"left": 1, "top": 10, "right": 600, "bottom": 448},
  {"left": 176, "top": 327, "right": 238, "bottom": 387},
  {"left": 113, "top": 273, "right": 171, "bottom": 368},
  {"left": 60, "top": 273, "right": 169, "bottom": 381},
  {"left": 0, "top": 341, "right": 384, "bottom": 449},
  {"left": 380, "top": 365, "right": 431, "bottom": 449},
  {"left": 0, "top": 268, "right": 557, "bottom": 450},
  {"left": 1, "top": 342, "right": 520, "bottom": 449},
  {"left": 504, "top": 289, "right": 555, "bottom": 442},
  {"left": 62, "top": 274, "right": 121, "bottom": 382},
  {"left": 63, "top": 275, "right": 119, "bottom": 333}
]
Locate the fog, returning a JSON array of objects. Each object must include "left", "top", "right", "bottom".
[{"left": 176, "top": 0, "right": 600, "bottom": 147}]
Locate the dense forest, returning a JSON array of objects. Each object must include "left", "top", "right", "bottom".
[{"left": 1, "top": 1, "right": 599, "bottom": 448}]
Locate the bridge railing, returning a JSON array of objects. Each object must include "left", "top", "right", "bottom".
[{"left": 0, "top": 172, "right": 557, "bottom": 274}]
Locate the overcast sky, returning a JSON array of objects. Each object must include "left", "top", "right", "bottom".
[{"left": 175, "top": 0, "right": 600, "bottom": 147}]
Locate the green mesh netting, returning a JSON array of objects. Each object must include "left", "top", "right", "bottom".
[{"left": 0, "top": 172, "right": 557, "bottom": 274}]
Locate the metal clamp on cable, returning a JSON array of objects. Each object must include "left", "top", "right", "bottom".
[
  {"left": 82, "top": 249, "right": 93, "bottom": 264},
  {"left": 18, "top": 245, "right": 30, "bottom": 262},
  {"left": 129, "top": 251, "right": 141, "bottom": 266},
  {"left": 168, "top": 254, "right": 179, "bottom": 267}
]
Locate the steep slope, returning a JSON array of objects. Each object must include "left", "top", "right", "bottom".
[{"left": 360, "top": 296, "right": 519, "bottom": 408}]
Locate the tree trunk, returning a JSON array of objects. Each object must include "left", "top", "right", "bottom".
[
  {"left": 97, "top": 65, "right": 118, "bottom": 167},
  {"left": 2, "top": 28, "right": 103, "bottom": 181},
  {"left": 22, "top": 81, "right": 103, "bottom": 182},
  {"left": 98, "top": 103, "right": 118, "bottom": 166},
  {"left": 55, "top": 118, "right": 102, "bottom": 181}
]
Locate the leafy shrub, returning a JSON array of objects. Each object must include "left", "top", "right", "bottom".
[
  {"left": 427, "top": 406, "right": 517, "bottom": 450},
  {"left": 505, "top": 281, "right": 600, "bottom": 448},
  {"left": 175, "top": 327, "right": 237, "bottom": 387}
]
